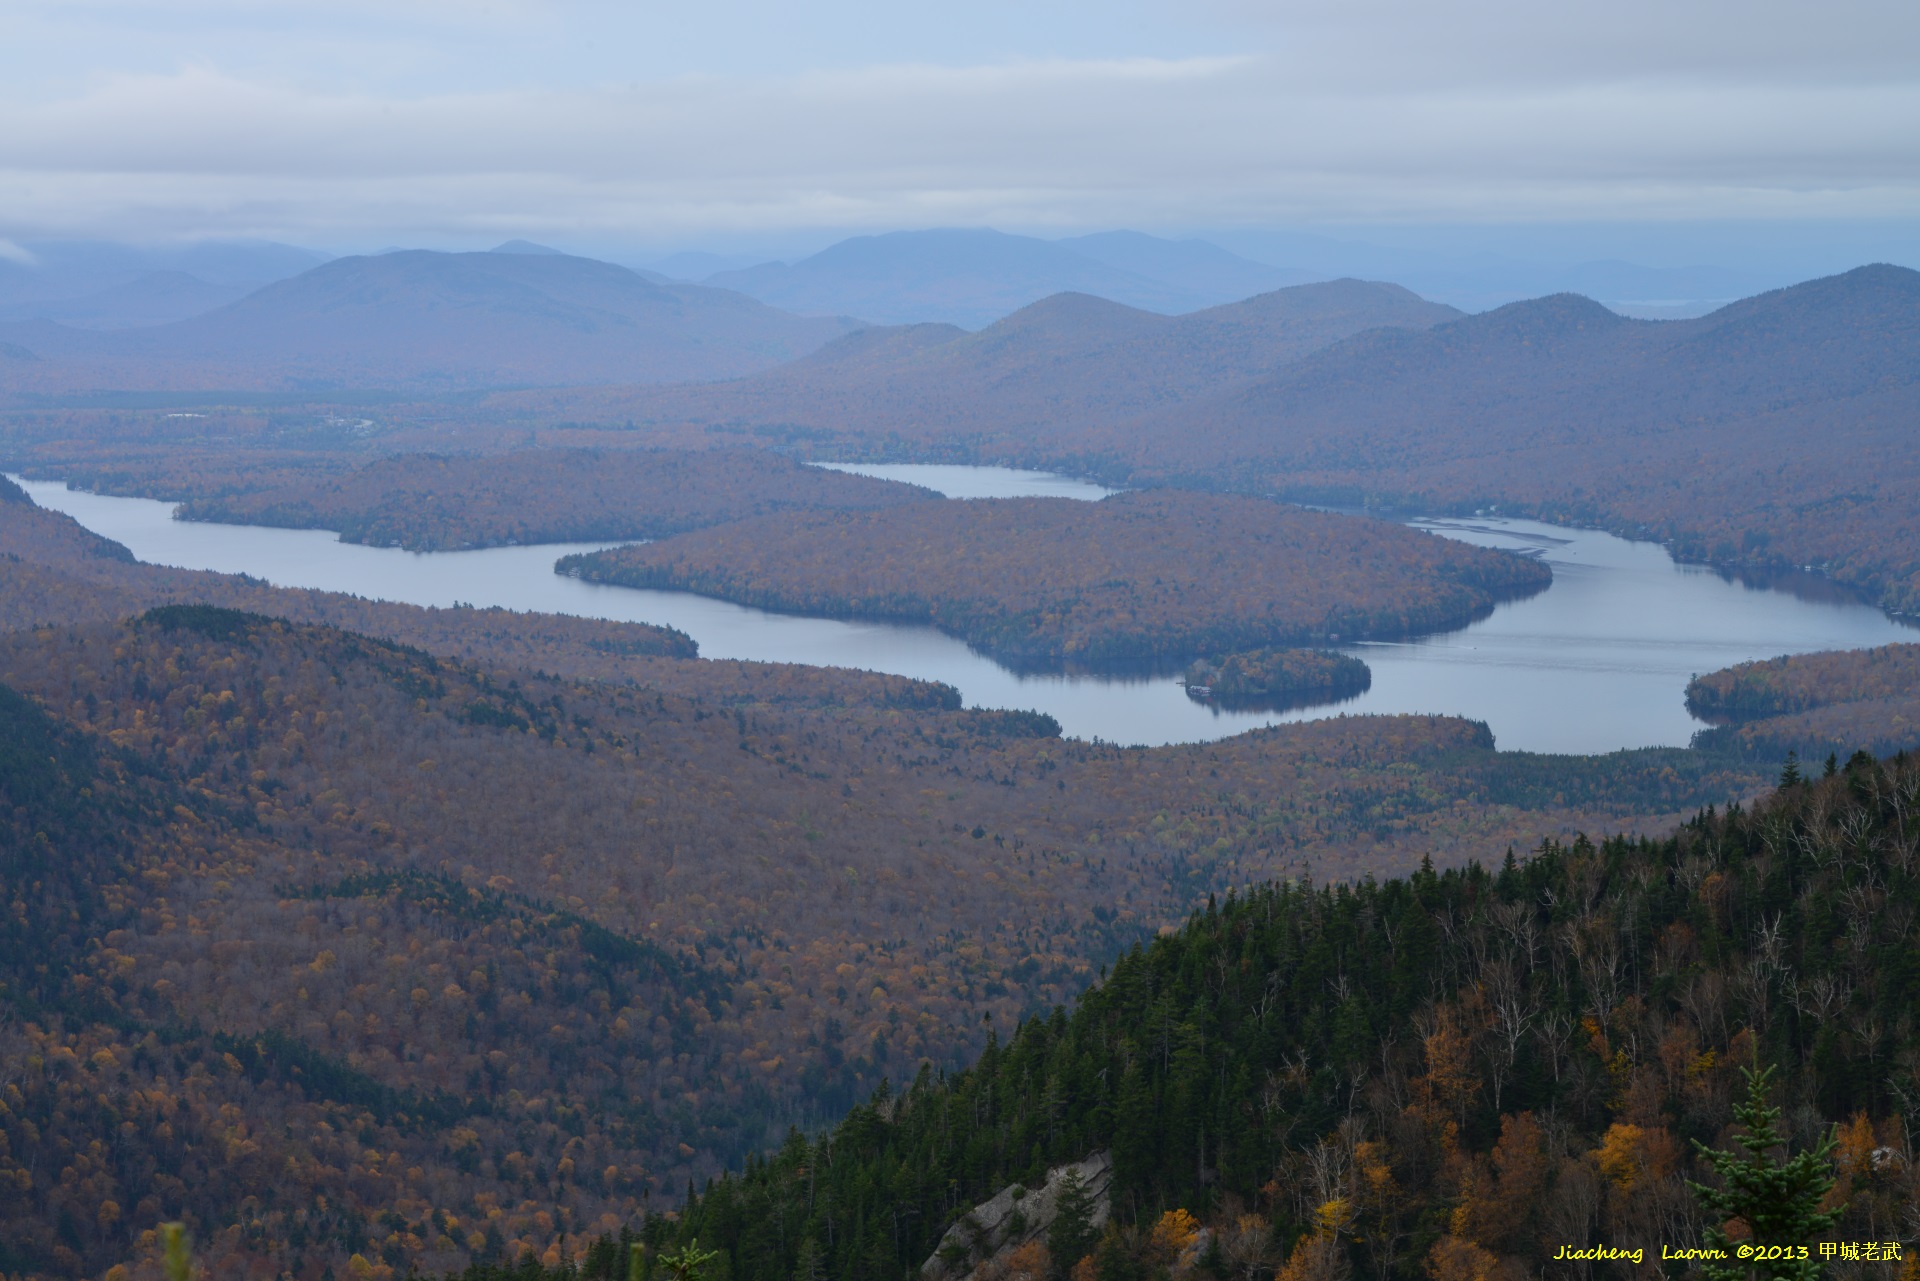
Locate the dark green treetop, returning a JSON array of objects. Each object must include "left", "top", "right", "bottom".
[{"left": 1688, "top": 1062, "right": 1841, "bottom": 1281}]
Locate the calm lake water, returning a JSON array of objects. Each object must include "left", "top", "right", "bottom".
[
  {"left": 810, "top": 462, "right": 1119, "bottom": 501},
  {"left": 16, "top": 468, "right": 1914, "bottom": 755}
]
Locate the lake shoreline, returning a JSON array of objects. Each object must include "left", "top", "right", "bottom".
[{"left": 14, "top": 469, "right": 1914, "bottom": 755}]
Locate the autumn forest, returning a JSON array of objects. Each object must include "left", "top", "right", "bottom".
[{"left": 0, "top": 255, "right": 1917, "bottom": 1281}]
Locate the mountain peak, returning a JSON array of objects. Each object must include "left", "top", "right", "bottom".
[
  {"left": 1453, "top": 291, "right": 1630, "bottom": 341},
  {"left": 704, "top": 229, "right": 1319, "bottom": 327},
  {"left": 1693, "top": 261, "right": 1920, "bottom": 326},
  {"left": 490, "top": 239, "right": 567, "bottom": 256},
  {"left": 975, "top": 291, "right": 1165, "bottom": 342}
]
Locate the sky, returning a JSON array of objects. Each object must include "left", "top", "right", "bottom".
[{"left": 2, "top": 0, "right": 1917, "bottom": 256}]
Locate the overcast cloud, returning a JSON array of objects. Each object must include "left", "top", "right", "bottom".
[{"left": 1, "top": 0, "right": 1915, "bottom": 245}]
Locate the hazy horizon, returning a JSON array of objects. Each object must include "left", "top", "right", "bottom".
[{"left": 4, "top": 0, "right": 1917, "bottom": 257}]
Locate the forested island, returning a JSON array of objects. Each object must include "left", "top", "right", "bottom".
[
  {"left": 560, "top": 493, "right": 1551, "bottom": 668},
  {"left": 1182, "top": 647, "right": 1371, "bottom": 710}
]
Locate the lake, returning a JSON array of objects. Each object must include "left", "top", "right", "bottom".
[
  {"left": 15, "top": 468, "right": 1914, "bottom": 754},
  {"left": 809, "top": 462, "right": 1119, "bottom": 501}
]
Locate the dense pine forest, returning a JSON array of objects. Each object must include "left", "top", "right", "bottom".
[{"left": 593, "top": 755, "right": 1920, "bottom": 1281}]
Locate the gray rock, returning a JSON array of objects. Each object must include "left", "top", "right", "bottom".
[{"left": 920, "top": 1151, "right": 1112, "bottom": 1281}]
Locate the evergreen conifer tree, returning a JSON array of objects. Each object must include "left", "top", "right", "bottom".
[
  {"left": 792, "top": 1237, "right": 826, "bottom": 1281},
  {"left": 1688, "top": 1061, "right": 1841, "bottom": 1281},
  {"left": 1047, "top": 1169, "right": 1099, "bottom": 1279},
  {"left": 659, "top": 1241, "right": 722, "bottom": 1281}
]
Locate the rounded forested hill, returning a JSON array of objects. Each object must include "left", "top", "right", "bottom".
[
  {"left": 1686, "top": 642, "right": 1920, "bottom": 760},
  {"left": 561, "top": 491, "right": 1551, "bottom": 667}
]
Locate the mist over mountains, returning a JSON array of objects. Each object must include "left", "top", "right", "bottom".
[
  {"left": 658, "top": 225, "right": 1853, "bottom": 322},
  {"left": 0, "top": 239, "right": 330, "bottom": 329},
  {"left": 695, "top": 229, "right": 1315, "bottom": 326},
  {"left": 0, "top": 225, "right": 1887, "bottom": 401}
]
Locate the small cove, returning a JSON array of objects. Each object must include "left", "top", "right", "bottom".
[{"left": 15, "top": 468, "right": 1915, "bottom": 754}]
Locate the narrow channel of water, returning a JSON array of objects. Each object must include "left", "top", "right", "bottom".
[{"left": 15, "top": 470, "right": 1914, "bottom": 754}]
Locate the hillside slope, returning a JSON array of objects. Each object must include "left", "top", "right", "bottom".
[
  {"left": 649, "top": 757, "right": 1920, "bottom": 1281},
  {"left": 1686, "top": 643, "right": 1920, "bottom": 760}
]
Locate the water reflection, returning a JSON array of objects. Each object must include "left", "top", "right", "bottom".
[
  {"left": 806, "top": 462, "right": 1118, "bottom": 501},
  {"left": 14, "top": 475, "right": 1914, "bottom": 755}
]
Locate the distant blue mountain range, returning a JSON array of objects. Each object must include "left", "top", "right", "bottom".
[{"left": 688, "top": 229, "right": 1315, "bottom": 327}]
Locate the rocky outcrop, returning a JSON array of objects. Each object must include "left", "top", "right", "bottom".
[{"left": 920, "top": 1152, "right": 1112, "bottom": 1281}]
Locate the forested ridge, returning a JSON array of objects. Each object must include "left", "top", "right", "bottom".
[
  {"left": 169, "top": 450, "right": 935, "bottom": 551},
  {"left": 475, "top": 279, "right": 1461, "bottom": 451},
  {"left": 561, "top": 494, "right": 1551, "bottom": 669},
  {"left": 1091, "top": 267, "right": 1920, "bottom": 617},
  {"left": 639, "top": 756, "right": 1920, "bottom": 1281}
]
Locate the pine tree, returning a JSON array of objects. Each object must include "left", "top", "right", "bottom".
[
  {"left": 1111, "top": 1054, "right": 1156, "bottom": 1206},
  {"left": 1047, "top": 1169, "right": 1099, "bottom": 1279},
  {"left": 792, "top": 1236, "right": 826, "bottom": 1281},
  {"left": 1778, "top": 752, "right": 1804, "bottom": 788},
  {"left": 1688, "top": 1061, "right": 1841, "bottom": 1281},
  {"left": 659, "top": 1242, "right": 722, "bottom": 1281}
]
